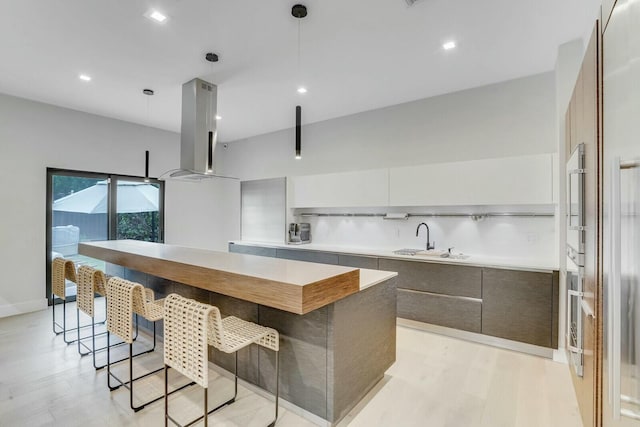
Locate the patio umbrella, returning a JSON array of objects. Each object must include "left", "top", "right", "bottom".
[{"left": 53, "top": 180, "right": 159, "bottom": 214}]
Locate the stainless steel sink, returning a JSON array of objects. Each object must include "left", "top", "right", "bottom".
[
  {"left": 445, "top": 254, "right": 470, "bottom": 260},
  {"left": 393, "top": 248, "right": 422, "bottom": 256},
  {"left": 393, "top": 248, "right": 470, "bottom": 259}
]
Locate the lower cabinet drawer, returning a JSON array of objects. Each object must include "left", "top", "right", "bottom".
[{"left": 397, "top": 289, "right": 481, "bottom": 333}]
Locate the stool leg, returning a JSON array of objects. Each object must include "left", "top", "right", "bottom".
[
  {"left": 107, "top": 331, "right": 117, "bottom": 391},
  {"left": 234, "top": 351, "right": 238, "bottom": 400},
  {"left": 268, "top": 350, "right": 279, "bottom": 427},
  {"left": 62, "top": 299, "right": 71, "bottom": 344},
  {"left": 76, "top": 309, "right": 88, "bottom": 356},
  {"left": 204, "top": 387, "right": 208, "bottom": 427},
  {"left": 164, "top": 365, "right": 169, "bottom": 427},
  {"left": 130, "top": 343, "right": 137, "bottom": 412},
  {"left": 52, "top": 294, "right": 60, "bottom": 334}
]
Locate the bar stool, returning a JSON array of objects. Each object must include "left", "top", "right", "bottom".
[
  {"left": 106, "top": 277, "right": 193, "bottom": 412},
  {"left": 163, "top": 293, "right": 280, "bottom": 427},
  {"left": 52, "top": 257, "right": 92, "bottom": 344},
  {"left": 76, "top": 266, "right": 137, "bottom": 369}
]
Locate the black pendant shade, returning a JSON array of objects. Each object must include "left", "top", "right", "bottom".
[
  {"left": 295, "top": 105, "right": 302, "bottom": 159},
  {"left": 144, "top": 150, "right": 150, "bottom": 182},
  {"left": 208, "top": 131, "right": 214, "bottom": 173}
]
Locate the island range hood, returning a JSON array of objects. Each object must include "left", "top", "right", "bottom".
[{"left": 164, "top": 77, "right": 234, "bottom": 180}]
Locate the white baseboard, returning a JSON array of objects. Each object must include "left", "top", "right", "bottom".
[{"left": 0, "top": 298, "right": 48, "bottom": 318}]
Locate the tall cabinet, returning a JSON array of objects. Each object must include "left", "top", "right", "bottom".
[{"left": 565, "top": 22, "right": 602, "bottom": 427}]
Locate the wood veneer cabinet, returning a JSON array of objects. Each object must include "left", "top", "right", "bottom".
[
  {"left": 482, "top": 268, "right": 559, "bottom": 348},
  {"left": 565, "top": 22, "right": 601, "bottom": 427}
]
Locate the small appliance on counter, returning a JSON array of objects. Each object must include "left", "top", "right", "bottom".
[{"left": 288, "top": 223, "right": 311, "bottom": 244}]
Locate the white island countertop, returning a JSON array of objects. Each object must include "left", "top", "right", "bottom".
[
  {"left": 230, "top": 240, "right": 559, "bottom": 273},
  {"left": 80, "top": 240, "right": 397, "bottom": 315}
]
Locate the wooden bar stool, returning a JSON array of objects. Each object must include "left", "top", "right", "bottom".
[
  {"left": 163, "top": 293, "right": 280, "bottom": 427},
  {"left": 75, "top": 266, "right": 136, "bottom": 369},
  {"left": 106, "top": 277, "right": 193, "bottom": 412},
  {"left": 52, "top": 257, "right": 93, "bottom": 344}
]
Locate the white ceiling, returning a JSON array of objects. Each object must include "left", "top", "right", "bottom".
[{"left": 0, "top": 0, "right": 590, "bottom": 142}]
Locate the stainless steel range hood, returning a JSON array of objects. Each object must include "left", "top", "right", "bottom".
[{"left": 164, "top": 77, "right": 235, "bottom": 180}]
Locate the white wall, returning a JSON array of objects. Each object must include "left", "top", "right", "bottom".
[
  {"left": 0, "top": 93, "right": 180, "bottom": 317},
  {"left": 164, "top": 179, "right": 240, "bottom": 251},
  {"left": 220, "top": 72, "right": 559, "bottom": 262},
  {"left": 217, "top": 72, "right": 557, "bottom": 180}
]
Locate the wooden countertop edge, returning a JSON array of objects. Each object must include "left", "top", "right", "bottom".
[
  {"left": 301, "top": 269, "right": 360, "bottom": 314},
  {"left": 79, "top": 243, "right": 362, "bottom": 315}
]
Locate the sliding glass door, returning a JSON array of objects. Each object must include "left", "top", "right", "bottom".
[
  {"left": 112, "top": 177, "right": 163, "bottom": 242},
  {"left": 46, "top": 169, "right": 164, "bottom": 302}
]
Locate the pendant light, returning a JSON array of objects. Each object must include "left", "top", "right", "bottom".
[
  {"left": 296, "top": 105, "right": 302, "bottom": 159},
  {"left": 292, "top": 4, "right": 307, "bottom": 159},
  {"left": 143, "top": 88, "right": 154, "bottom": 182}
]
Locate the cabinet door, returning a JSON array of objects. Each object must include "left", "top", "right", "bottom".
[
  {"left": 228, "top": 243, "right": 277, "bottom": 258},
  {"left": 289, "top": 169, "right": 389, "bottom": 208},
  {"left": 275, "top": 248, "right": 339, "bottom": 265},
  {"left": 397, "top": 289, "right": 481, "bottom": 333},
  {"left": 338, "top": 254, "right": 378, "bottom": 270},
  {"left": 378, "top": 258, "right": 481, "bottom": 298},
  {"left": 389, "top": 154, "right": 553, "bottom": 206},
  {"left": 481, "top": 268, "right": 553, "bottom": 348}
]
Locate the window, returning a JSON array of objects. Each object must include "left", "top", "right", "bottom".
[{"left": 46, "top": 169, "right": 164, "bottom": 303}]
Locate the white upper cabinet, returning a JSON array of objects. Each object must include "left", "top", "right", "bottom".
[
  {"left": 389, "top": 154, "right": 554, "bottom": 206},
  {"left": 289, "top": 169, "right": 389, "bottom": 208}
]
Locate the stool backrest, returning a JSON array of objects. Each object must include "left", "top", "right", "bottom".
[
  {"left": 106, "top": 277, "right": 139, "bottom": 344},
  {"left": 207, "top": 306, "right": 226, "bottom": 351},
  {"left": 52, "top": 257, "right": 76, "bottom": 299},
  {"left": 163, "top": 293, "right": 213, "bottom": 388},
  {"left": 77, "top": 266, "right": 106, "bottom": 317}
]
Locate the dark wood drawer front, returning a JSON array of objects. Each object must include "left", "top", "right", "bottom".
[
  {"left": 338, "top": 254, "right": 378, "bottom": 270},
  {"left": 276, "top": 248, "right": 340, "bottom": 265},
  {"left": 397, "top": 289, "right": 481, "bottom": 333},
  {"left": 378, "top": 259, "right": 481, "bottom": 298},
  {"left": 481, "top": 268, "right": 553, "bottom": 348},
  {"left": 229, "top": 244, "right": 277, "bottom": 258}
]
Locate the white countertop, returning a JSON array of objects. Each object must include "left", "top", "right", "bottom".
[
  {"left": 230, "top": 240, "right": 559, "bottom": 273},
  {"left": 80, "top": 240, "right": 399, "bottom": 314}
]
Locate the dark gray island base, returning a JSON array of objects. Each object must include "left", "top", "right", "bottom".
[{"left": 106, "top": 263, "right": 397, "bottom": 425}]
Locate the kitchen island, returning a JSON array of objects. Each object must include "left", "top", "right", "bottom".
[{"left": 79, "top": 240, "right": 398, "bottom": 425}]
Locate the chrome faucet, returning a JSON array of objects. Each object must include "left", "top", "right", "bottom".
[{"left": 416, "top": 222, "right": 435, "bottom": 250}]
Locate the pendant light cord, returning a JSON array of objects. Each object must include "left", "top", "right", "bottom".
[{"left": 297, "top": 19, "right": 301, "bottom": 82}]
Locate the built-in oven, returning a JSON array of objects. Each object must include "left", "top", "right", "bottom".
[
  {"left": 567, "top": 260, "right": 584, "bottom": 377},
  {"left": 566, "top": 143, "right": 586, "bottom": 377}
]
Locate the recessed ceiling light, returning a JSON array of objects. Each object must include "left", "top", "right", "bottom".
[
  {"left": 297, "top": 87, "right": 307, "bottom": 94},
  {"left": 215, "top": 115, "right": 222, "bottom": 120},
  {"left": 443, "top": 41, "right": 456, "bottom": 50},
  {"left": 79, "top": 74, "right": 92, "bottom": 82},
  {"left": 145, "top": 10, "right": 168, "bottom": 23}
]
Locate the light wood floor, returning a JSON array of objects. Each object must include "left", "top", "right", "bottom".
[{"left": 0, "top": 302, "right": 582, "bottom": 427}]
